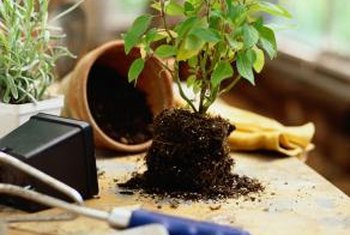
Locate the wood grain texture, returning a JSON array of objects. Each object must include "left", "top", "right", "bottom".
[{"left": 1, "top": 152, "right": 350, "bottom": 235}]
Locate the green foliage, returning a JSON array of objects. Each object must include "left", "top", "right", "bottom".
[
  {"left": 128, "top": 58, "right": 145, "bottom": 83},
  {"left": 124, "top": 0, "right": 290, "bottom": 114},
  {"left": 0, "top": 0, "right": 81, "bottom": 104}
]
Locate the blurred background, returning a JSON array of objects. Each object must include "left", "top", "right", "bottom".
[{"left": 49, "top": 0, "right": 350, "bottom": 195}]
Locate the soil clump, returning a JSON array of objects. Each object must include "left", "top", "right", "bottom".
[{"left": 119, "top": 109, "right": 263, "bottom": 201}]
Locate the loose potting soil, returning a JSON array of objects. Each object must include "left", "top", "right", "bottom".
[
  {"left": 119, "top": 109, "right": 263, "bottom": 201},
  {"left": 87, "top": 64, "right": 153, "bottom": 145}
]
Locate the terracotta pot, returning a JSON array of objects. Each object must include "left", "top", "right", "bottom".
[{"left": 60, "top": 40, "right": 174, "bottom": 152}]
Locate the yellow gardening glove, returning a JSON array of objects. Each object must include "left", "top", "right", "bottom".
[{"left": 209, "top": 99, "right": 315, "bottom": 157}]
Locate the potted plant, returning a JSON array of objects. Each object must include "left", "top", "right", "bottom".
[
  {"left": 121, "top": 0, "right": 291, "bottom": 199},
  {"left": 0, "top": 0, "right": 81, "bottom": 137}
]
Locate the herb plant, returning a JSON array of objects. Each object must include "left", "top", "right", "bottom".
[
  {"left": 124, "top": 0, "right": 290, "bottom": 114},
  {"left": 0, "top": 0, "right": 82, "bottom": 104}
]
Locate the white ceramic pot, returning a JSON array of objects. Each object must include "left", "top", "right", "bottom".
[{"left": 0, "top": 95, "right": 64, "bottom": 138}]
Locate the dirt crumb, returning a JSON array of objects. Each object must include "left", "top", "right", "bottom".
[{"left": 209, "top": 204, "right": 222, "bottom": 210}]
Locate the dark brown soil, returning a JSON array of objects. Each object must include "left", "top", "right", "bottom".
[
  {"left": 87, "top": 64, "right": 153, "bottom": 145},
  {"left": 119, "top": 108, "right": 263, "bottom": 201}
]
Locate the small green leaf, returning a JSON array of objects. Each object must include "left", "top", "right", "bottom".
[
  {"left": 211, "top": 61, "right": 233, "bottom": 88},
  {"left": 209, "top": 14, "right": 221, "bottom": 29},
  {"left": 155, "top": 45, "right": 177, "bottom": 58},
  {"left": 254, "top": 17, "right": 264, "bottom": 30},
  {"left": 237, "top": 51, "right": 255, "bottom": 85},
  {"left": 128, "top": 58, "right": 145, "bottom": 83},
  {"left": 230, "top": 5, "right": 247, "bottom": 26},
  {"left": 7, "top": 76, "right": 18, "bottom": 99},
  {"left": 226, "top": 35, "right": 244, "bottom": 50},
  {"left": 258, "top": 26, "right": 277, "bottom": 59},
  {"left": 145, "top": 28, "right": 167, "bottom": 44},
  {"left": 243, "top": 24, "right": 259, "bottom": 48},
  {"left": 193, "top": 80, "right": 202, "bottom": 94},
  {"left": 166, "top": 1, "right": 184, "bottom": 16},
  {"left": 225, "top": 0, "right": 234, "bottom": 17},
  {"left": 151, "top": 2, "right": 161, "bottom": 11},
  {"left": 253, "top": 47, "right": 265, "bottom": 73},
  {"left": 251, "top": 2, "right": 292, "bottom": 18},
  {"left": 186, "top": 74, "right": 196, "bottom": 87},
  {"left": 246, "top": 49, "right": 257, "bottom": 65},
  {"left": 124, "top": 15, "right": 152, "bottom": 54},
  {"left": 177, "top": 34, "right": 204, "bottom": 61},
  {"left": 188, "top": 56, "right": 198, "bottom": 67},
  {"left": 176, "top": 16, "right": 199, "bottom": 38},
  {"left": 184, "top": 1, "right": 194, "bottom": 15},
  {"left": 185, "top": 34, "right": 204, "bottom": 51},
  {"left": 191, "top": 28, "right": 221, "bottom": 43}
]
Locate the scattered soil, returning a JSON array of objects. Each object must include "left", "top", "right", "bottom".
[
  {"left": 119, "top": 108, "right": 263, "bottom": 201},
  {"left": 87, "top": 64, "right": 153, "bottom": 145}
]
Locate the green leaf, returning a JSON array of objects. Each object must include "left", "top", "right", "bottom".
[
  {"left": 186, "top": 74, "right": 196, "bottom": 87},
  {"left": 226, "top": 35, "right": 244, "bottom": 50},
  {"left": 186, "top": 0, "right": 202, "bottom": 8},
  {"left": 155, "top": 45, "right": 177, "bottom": 58},
  {"left": 237, "top": 51, "right": 255, "bottom": 85},
  {"left": 246, "top": 49, "right": 257, "bottom": 65},
  {"left": 177, "top": 34, "right": 204, "bottom": 61},
  {"left": 209, "top": 14, "right": 222, "bottom": 29},
  {"left": 230, "top": 4, "right": 247, "bottom": 26},
  {"left": 251, "top": 2, "right": 292, "bottom": 18},
  {"left": 128, "top": 58, "right": 145, "bottom": 83},
  {"left": 225, "top": 0, "right": 234, "bottom": 17},
  {"left": 124, "top": 15, "right": 152, "bottom": 54},
  {"left": 193, "top": 79, "right": 202, "bottom": 95},
  {"left": 258, "top": 26, "right": 277, "bottom": 59},
  {"left": 176, "top": 16, "right": 199, "bottom": 38},
  {"left": 151, "top": 2, "right": 161, "bottom": 11},
  {"left": 185, "top": 34, "right": 204, "bottom": 51},
  {"left": 191, "top": 28, "right": 221, "bottom": 43},
  {"left": 215, "top": 41, "right": 229, "bottom": 58},
  {"left": 4, "top": 75, "right": 18, "bottom": 100},
  {"left": 145, "top": 28, "right": 167, "bottom": 44},
  {"left": 253, "top": 17, "right": 264, "bottom": 31},
  {"left": 184, "top": 1, "right": 194, "bottom": 15},
  {"left": 211, "top": 61, "right": 233, "bottom": 88},
  {"left": 188, "top": 56, "right": 198, "bottom": 67},
  {"left": 243, "top": 24, "right": 259, "bottom": 48},
  {"left": 253, "top": 47, "right": 265, "bottom": 73},
  {"left": 166, "top": 1, "right": 184, "bottom": 16}
]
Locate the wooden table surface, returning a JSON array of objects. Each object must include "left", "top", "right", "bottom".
[{"left": 1, "top": 152, "right": 350, "bottom": 235}]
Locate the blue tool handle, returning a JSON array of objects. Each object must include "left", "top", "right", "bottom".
[{"left": 128, "top": 209, "right": 250, "bottom": 235}]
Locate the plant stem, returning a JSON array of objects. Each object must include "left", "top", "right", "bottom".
[
  {"left": 174, "top": 63, "right": 198, "bottom": 112},
  {"left": 219, "top": 75, "right": 241, "bottom": 95},
  {"left": 157, "top": 59, "right": 197, "bottom": 112},
  {"left": 198, "top": 47, "right": 211, "bottom": 114},
  {"left": 160, "top": 0, "right": 175, "bottom": 42},
  {"left": 198, "top": 2, "right": 212, "bottom": 114}
]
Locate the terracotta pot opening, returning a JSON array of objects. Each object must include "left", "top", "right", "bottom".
[
  {"left": 61, "top": 40, "right": 174, "bottom": 152},
  {"left": 87, "top": 53, "right": 153, "bottom": 148}
]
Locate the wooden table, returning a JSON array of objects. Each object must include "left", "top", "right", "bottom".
[{"left": 1, "top": 152, "right": 350, "bottom": 235}]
